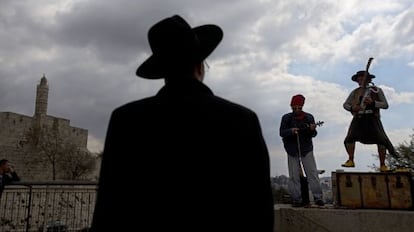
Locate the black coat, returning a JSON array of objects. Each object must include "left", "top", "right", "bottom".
[
  {"left": 91, "top": 78, "right": 274, "bottom": 232},
  {"left": 0, "top": 172, "right": 20, "bottom": 198}
]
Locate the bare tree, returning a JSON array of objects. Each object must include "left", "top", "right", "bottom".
[
  {"left": 58, "top": 143, "right": 96, "bottom": 180},
  {"left": 21, "top": 120, "right": 97, "bottom": 180}
]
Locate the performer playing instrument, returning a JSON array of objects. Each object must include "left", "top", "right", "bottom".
[{"left": 341, "top": 58, "right": 398, "bottom": 172}]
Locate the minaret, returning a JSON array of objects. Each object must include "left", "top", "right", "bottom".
[{"left": 34, "top": 74, "right": 49, "bottom": 117}]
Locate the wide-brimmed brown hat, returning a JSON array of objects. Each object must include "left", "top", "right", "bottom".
[
  {"left": 136, "top": 15, "right": 223, "bottom": 79},
  {"left": 351, "top": 70, "right": 375, "bottom": 82}
]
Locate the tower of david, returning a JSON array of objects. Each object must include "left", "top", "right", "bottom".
[{"left": 0, "top": 75, "right": 90, "bottom": 180}]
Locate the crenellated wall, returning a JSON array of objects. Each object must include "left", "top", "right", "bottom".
[{"left": 0, "top": 76, "right": 91, "bottom": 180}]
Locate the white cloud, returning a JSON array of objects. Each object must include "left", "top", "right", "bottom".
[
  {"left": 87, "top": 134, "right": 104, "bottom": 153},
  {"left": 380, "top": 85, "right": 414, "bottom": 104}
]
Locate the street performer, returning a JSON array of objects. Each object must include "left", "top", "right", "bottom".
[{"left": 341, "top": 70, "right": 397, "bottom": 172}]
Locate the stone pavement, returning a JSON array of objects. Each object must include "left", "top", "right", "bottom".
[{"left": 274, "top": 204, "right": 414, "bottom": 232}]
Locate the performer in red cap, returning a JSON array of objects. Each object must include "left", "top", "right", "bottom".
[{"left": 279, "top": 94, "right": 324, "bottom": 207}]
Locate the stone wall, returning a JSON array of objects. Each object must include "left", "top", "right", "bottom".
[
  {"left": 0, "top": 112, "right": 90, "bottom": 180},
  {"left": 0, "top": 76, "right": 95, "bottom": 181},
  {"left": 274, "top": 204, "right": 414, "bottom": 232}
]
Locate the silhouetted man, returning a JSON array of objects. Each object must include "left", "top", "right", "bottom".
[{"left": 90, "top": 15, "right": 274, "bottom": 232}]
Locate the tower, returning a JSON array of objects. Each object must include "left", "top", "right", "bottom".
[{"left": 34, "top": 74, "right": 49, "bottom": 117}]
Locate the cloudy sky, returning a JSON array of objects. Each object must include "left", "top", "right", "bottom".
[{"left": 1, "top": 0, "right": 414, "bottom": 177}]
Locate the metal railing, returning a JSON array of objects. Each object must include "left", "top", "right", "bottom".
[{"left": 0, "top": 181, "right": 97, "bottom": 232}]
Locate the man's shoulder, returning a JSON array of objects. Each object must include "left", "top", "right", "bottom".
[
  {"left": 112, "top": 96, "right": 158, "bottom": 113},
  {"left": 369, "top": 85, "right": 382, "bottom": 92},
  {"left": 304, "top": 112, "right": 314, "bottom": 117},
  {"left": 209, "top": 96, "right": 261, "bottom": 120},
  {"left": 303, "top": 112, "right": 315, "bottom": 121},
  {"left": 213, "top": 95, "right": 254, "bottom": 111},
  {"left": 111, "top": 95, "right": 258, "bottom": 119},
  {"left": 281, "top": 112, "right": 294, "bottom": 119},
  {"left": 2, "top": 172, "right": 19, "bottom": 183},
  {"left": 350, "top": 87, "right": 362, "bottom": 93}
]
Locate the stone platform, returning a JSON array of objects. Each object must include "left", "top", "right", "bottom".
[{"left": 274, "top": 204, "right": 414, "bottom": 232}]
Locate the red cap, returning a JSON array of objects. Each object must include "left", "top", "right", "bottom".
[{"left": 290, "top": 94, "right": 305, "bottom": 106}]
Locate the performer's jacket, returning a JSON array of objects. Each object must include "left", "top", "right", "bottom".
[
  {"left": 280, "top": 112, "right": 317, "bottom": 156},
  {"left": 347, "top": 86, "right": 382, "bottom": 117}
]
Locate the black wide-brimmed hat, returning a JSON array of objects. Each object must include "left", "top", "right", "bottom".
[
  {"left": 351, "top": 70, "right": 375, "bottom": 82},
  {"left": 136, "top": 15, "right": 223, "bottom": 79}
]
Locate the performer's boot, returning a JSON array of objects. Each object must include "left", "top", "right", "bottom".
[{"left": 342, "top": 143, "right": 355, "bottom": 167}]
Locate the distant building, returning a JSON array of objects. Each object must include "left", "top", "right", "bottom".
[{"left": 0, "top": 75, "right": 89, "bottom": 180}]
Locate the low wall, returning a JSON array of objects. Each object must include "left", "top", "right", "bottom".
[{"left": 274, "top": 204, "right": 414, "bottom": 232}]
